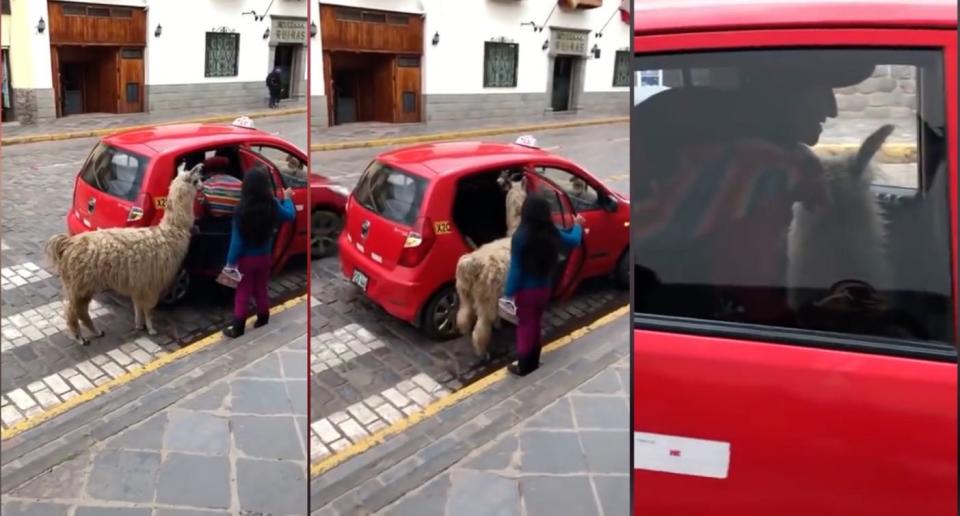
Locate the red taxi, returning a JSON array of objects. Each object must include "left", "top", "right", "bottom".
[
  {"left": 338, "top": 140, "right": 630, "bottom": 339},
  {"left": 632, "top": 1, "right": 957, "bottom": 515},
  {"left": 66, "top": 120, "right": 348, "bottom": 304}
]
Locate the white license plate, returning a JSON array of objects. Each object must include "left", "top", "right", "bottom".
[{"left": 351, "top": 270, "right": 368, "bottom": 291}]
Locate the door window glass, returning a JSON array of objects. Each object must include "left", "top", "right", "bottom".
[
  {"left": 631, "top": 48, "right": 953, "bottom": 348},
  {"left": 251, "top": 145, "right": 307, "bottom": 188},
  {"left": 535, "top": 166, "right": 601, "bottom": 211}
]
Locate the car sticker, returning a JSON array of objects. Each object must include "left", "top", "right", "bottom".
[
  {"left": 155, "top": 197, "right": 167, "bottom": 210},
  {"left": 434, "top": 221, "right": 452, "bottom": 234},
  {"left": 633, "top": 431, "right": 730, "bottom": 479}
]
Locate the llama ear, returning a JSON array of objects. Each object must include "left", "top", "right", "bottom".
[
  {"left": 854, "top": 124, "right": 895, "bottom": 176},
  {"left": 177, "top": 161, "right": 187, "bottom": 176}
]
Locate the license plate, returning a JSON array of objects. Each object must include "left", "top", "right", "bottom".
[{"left": 351, "top": 269, "right": 368, "bottom": 291}]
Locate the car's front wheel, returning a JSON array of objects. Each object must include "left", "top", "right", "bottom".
[
  {"left": 422, "top": 285, "right": 459, "bottom": 341},
  {"left": 311, "top": 210, "right": 343, "bottom": 259},
  {"left": 614, "top": 250, "right": 629, "bottom": 290},
  {"left": 159, "top": 268, "right": 191, "bottom": 307}
]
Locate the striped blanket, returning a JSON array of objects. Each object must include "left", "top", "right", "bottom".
[{"left": 201, "top": 174, "right": 243, "bottom": 218}]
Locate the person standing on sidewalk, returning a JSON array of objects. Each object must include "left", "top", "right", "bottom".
[
  {"left": 222, "top": 165, "right": 295, "bottom": 338},
  {"left": 503, "top": 194, "right": 585, "bottom": 376},
  {"left": 266, "top": 67, "right": 282, "bottom": 108}
]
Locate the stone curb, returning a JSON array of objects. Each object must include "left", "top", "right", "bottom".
[
  {"left": 309, "top": 309, "right": 628, "bottom": 512},
  {"left": 0, "top": 108, "right": 307, "bottom": 146},
  {"left": 0, "top": 299, "right": 307, "bottom": 493},
  {"left": 309, "top": 117, "right": 630, "bottom": 152},
  {"left": 814, "top": 142, "right": 917, "bottom": 164}
]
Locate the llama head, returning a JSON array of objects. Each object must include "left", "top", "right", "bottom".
[
  {"left": 499, "top": 171, "right": 527, "bottom": 235},
  {"left": 818, "top": 124, "right": 895, "bottom": 196},
  {"left": 161, "top": 162, "right": 204, "bottom": 229}
]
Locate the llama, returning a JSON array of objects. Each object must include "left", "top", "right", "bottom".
[
  {"left": 46, "top": 163, "right": 204, "bottom": 345},
  {"left": 454, "top": 171, "right": 527, "bottom": 358},
  {"left": 786, "top": 124, "right": 895, "bottom": 313}
]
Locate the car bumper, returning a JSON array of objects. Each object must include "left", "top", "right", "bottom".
[
  {"left": 65, "top": 209, "right": 88, "bottom": 236},
  {"left": 337, "top": 234, "right": 428, "bottom": 324}
]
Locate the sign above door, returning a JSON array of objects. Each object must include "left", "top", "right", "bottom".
[
  {"left": 270, "top": 17, "right": 307, "bottom": 45},
  {"left": 550, "top": 29, "right": 589, "bottom": 57}
]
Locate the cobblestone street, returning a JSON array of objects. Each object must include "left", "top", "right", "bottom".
[
  {"left": 0, "top": 114, "right": 307, "bottom": 431},
  {"left": 307, "top": 123, "right": 630, "bottom": 466}
]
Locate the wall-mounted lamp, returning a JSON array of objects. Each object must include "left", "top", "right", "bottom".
[
  {"left": 542, "top": 39, "right": 549, "bottom": 51},
  {"left": 310, "top": 21, "right": 318, "bottom": 38},
  {"left": 431, "top": 31, "right": 439, "bottom": 46},
  {"left": 262, "top": 28, "right": 270, "bottom": 40},
  {"left": 154, "top": 24, "right": 162, "bottom": 38},
  {"left": 591, "top": 43, "right": 601, "bottom": 59},
  {"left": 37, "top": 17, "right": 46, "bottom": 34}
]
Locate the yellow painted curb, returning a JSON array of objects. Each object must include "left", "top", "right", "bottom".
[
  {"left": 309, "top": 304, "right": 629, "bottom": 479},
  {"left": 815, "top": 142, "right": 916, "bottom": 163},
  {"left": 1, "top": 108, "right": 307, "bottom": 146},
  {"left": 310, "top": 117, "right": 629, "bottom": 152},
  {"left": 0, "top": 294, "right": 307, "bottom": 441}
]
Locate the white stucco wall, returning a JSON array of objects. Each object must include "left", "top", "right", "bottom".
[
  {"left": 309, "top": 0, "right": 324, "bottom": 96},
  {"left": 8, "top": 0, "right": 52, "bottom": 89},
  {"left": 145, "top": 0, "right": 307, "bottom": 86},
  {"left": 310, "top": 0, "right": 629, "bottom": 97}
]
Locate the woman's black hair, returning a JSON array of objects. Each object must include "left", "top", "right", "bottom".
[
  {"left": 516, "top": 194, "right": 562, "bottom": 278},
  {"left": 236, "top": 165, "right": 277, "bottom": 247}
]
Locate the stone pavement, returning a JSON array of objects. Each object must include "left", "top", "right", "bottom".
[
  {"left": 1, "top": 100, "right": 305, "bottom": 139},
  {"left": 0, "top": 304, "right": 309, "bottom": 515},
  {"left": 309, "top": 312, "right": 629, "bottom": 515},
  {"left": 379, "top": 356, "right": 630, "bottom": 516}
]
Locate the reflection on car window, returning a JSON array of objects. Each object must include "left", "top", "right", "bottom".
[
  {"left": 536, "top": 167, "right": 600, "bottom": 212},
  {"left": 252, "top": 145, "right": 307, "bottom": 188},
  {"left": 631, "top": 48, "right": 953, "bottom": 347},
  {"left": 80, "top": 143, "right": 148, "bottom": 201},
  {"left": 354, "top": 161, "right": 427, "bottom": 226}
]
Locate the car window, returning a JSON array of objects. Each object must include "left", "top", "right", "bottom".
[
  {"left": 535, "top": 166, "right": 601, "bottom": 211},
  {"left": 251, "top": 145, "right": 308, "bottom": 189},
  {"left": 631, "top": 48, "right": 953, "bottom": 350},
  {"left": 354, "top": 161, "right": 428, "bottom": 226},
  {"left": 80, "top": 143, "right": 149, "bottom": 201}
]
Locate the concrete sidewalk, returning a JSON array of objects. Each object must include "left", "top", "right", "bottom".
[{"left": 1, "top": 302, "right": 309, "bottom": 515}]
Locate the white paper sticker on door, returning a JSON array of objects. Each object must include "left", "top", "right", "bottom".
[{"left": 633, "top": 431, "right": 730, "bottom": 479}]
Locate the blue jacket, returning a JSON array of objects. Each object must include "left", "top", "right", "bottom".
[
  {"left": 504, "top": 223, "right": 583, "bottom": 298},
  {"left": 226, "top": 198, "right": 296, "bottom": 266}
]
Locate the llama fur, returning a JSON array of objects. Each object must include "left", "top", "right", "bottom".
[
  {"left": 786, "top": 124, "right": 894, "bottom": 311},
  {"left": 46, "top": 163, "right": 204, "bottom": 345},
  {"left": 455, "top": 171, "right": 527, "bottom": 357}
]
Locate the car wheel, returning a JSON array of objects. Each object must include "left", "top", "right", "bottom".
[
  {"left": 615, "top": 250, "right": 629, "bottom": 290},
  {"left": 160, "top": 268, "right": 191, "bottom": 306},
  {"left": 311, "top": 210, "right": 343, "bottom": 259},
  {"left": 422, "top": 285, "right": 459, "bottom": 341}
]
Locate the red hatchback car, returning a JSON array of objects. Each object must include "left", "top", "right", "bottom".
[
  {"left": 66, "top": 121, "right": 348, "bottom": 304},
  {"left": 338, "top": 141, "right": 630, "bottom": 339},
  {"left": 632, "top": 1, "right": 957, "bottom": 515}
]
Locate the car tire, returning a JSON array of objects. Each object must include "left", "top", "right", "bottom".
[
  {"left": 614, "top": 250, "right": 629, "bottom": 290},
  {"left": 311, "top": 210, "right": 343, "bottom": 259},
  {"left": 422, "top": 285, "right": 460, "bottom": 341},
  {"left": 159, "top": 268, "right": 191, "bottom": 307}
]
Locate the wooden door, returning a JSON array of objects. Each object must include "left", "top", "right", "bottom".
[
  {"left": 118, "top": 47, "right": 144, "bottom": 113},
  {"left": 97, "top": 48, "right": 118, "bottom": 113},
  {"left": 394, "top": 55, "right": 421, "bottom": 123},
  {"left": 50, "top": 46, "right": 62, "bottom": 117}
]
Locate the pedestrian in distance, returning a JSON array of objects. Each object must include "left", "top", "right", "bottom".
[
  {"left": 221, "top": 165, "right": 295, "bottom": 338},
  {"left": 503, "top": 194, "right": 585, "bottom": 376},
  {"left": 266, "top": 67, "right": 282, "bottom": 109}
]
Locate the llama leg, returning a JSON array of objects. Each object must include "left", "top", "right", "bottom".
[
  {"left": 65, "top": 297, "right": 89, "bottom": 346},
  {"left": 472, "top": 303, "right": 496, "bottom": 360},
  {"left": 142, "top": 303, "right": 158, "bottom": 335},
  {"left": 77, "top": 296, "right": 104, "bottom": 338},
  {"left": 455, "top": 289, "right": 476, "bottom": 336},
  {"left": 133, "top": 301, "right": 144, "bottom": 331}
]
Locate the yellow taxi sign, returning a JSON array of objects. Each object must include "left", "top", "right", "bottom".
[{"left": 434, "top": 221, "right": 452, "bottom": 234}]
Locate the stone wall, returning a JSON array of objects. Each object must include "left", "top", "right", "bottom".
[
  {"left": 833, "top": 65, "right": 916, "bottom": 120},
  {"left": 424, "top": 91, "right": 628, "bottom": 124},
  {"left": 310, "top": 95, "right": 328, "bottom": 128},
  {"left": 11, "top": 89, "right": 56, "bottom": 125},
  {"left": 145, "top": 81, "right": 307, "bottom": 116}
]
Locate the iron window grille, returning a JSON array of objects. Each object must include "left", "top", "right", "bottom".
[
  {"left": 483, "top": 42, "right": 519, "bottom": 88},
  {"left": 205, "top": 32, "right": 240, "bottom": 78}
]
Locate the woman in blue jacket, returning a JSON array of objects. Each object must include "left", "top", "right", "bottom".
[
  {"left": 223, "top": 165, "right": 296, "bottom": 338},
  {"left": 504, "top": 194, "right": 584, "bottom": 376}
]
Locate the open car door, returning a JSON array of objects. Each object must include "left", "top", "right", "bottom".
[
  {"left": 523, "top": 167, "right": 586, "bottom": 300},
  {"left": 236, "top": 148, "right": 299, "bottom": 274}
]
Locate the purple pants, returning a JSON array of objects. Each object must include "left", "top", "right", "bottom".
[
  {"left": 515, "top": 287, "right": 551, "bottom": 374},
  {"left": 233, "top": 255, "right": 271, "bottom": 320}
]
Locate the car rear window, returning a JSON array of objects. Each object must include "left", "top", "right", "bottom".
[
  {"left": 353, "top": 161, "right": 428, "bottom": 226},
  {"left": 80, "top": 143, "right": 149, "bottom": 201}
]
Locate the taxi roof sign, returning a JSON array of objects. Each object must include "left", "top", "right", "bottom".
[
  {"left": 232, "top": 116, "right": 255, "bottom": 129},
  {"left": 514, "top": 135, "right": 538, "bottom": 148}
]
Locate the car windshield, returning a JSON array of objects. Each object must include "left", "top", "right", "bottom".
[
  {"left": 353, "top": 161, "right": 428, "bottom": 226},
  {"left": 80, "top": 143, "right": 149, "bottom": 201}
]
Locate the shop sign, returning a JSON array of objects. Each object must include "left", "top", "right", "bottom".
[
  {"left": 272, "top": 18, "right": 306, "bottom": 44},
  {"left": 550, "top": 29, "right": 588, "bottom": 56}
]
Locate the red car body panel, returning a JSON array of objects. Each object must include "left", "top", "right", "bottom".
[
  {"left": 633, "top": 3, "right": 958, "bottom": 515},
  {"left": 67, "top": 123, "right": 346, "bottom": 276},
  {"left": 338, "top": 141, "right": 630, "bottom": 328}
]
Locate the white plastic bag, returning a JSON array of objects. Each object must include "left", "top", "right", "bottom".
[{"left": 498, "top": 297, "right": 518, "bottom": 325}]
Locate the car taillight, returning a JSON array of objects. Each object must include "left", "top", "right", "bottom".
[
  {"left": 129, "top": 192, "right": 155, "bottom": 225},
  {"left": 398, "top": 216, "right": 434, "bottom": 268}
]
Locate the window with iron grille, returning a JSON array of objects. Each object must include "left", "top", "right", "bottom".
[
  {"left": 613, "top": 50, "right": 630, "bottom": 87},
  {"left": 483, "top": 42, "right": 519, "bottom": 88},
  {"left": 205, "top": 32, "right": 240, "bottom": 77}
]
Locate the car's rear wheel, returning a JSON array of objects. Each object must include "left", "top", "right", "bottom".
[
  {"left": 422, "top": 285, "right": 459, "bottom": 341},
  {"left": 614, "top": 250, "right": 629, "bottom": 290},
  {"left": 311, "top": 210, "right": 343, "bottom": 259},
  {"left": 159, "top": 268, "right": 191, "bottom": 307}
]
